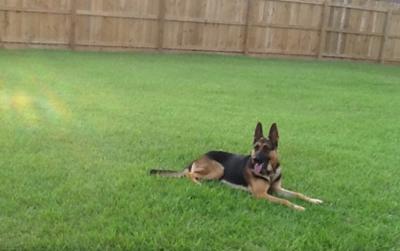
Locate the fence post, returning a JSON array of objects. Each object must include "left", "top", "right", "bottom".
[
  {"left": 69, "top": 0, "right": 77, "bottom": 50},
  {"left": 243, "top": 0, "right": 253, "bottom": 55},
  {"left": 317, "top": 0, "right": 329, "bottom": 59},
  {"left": 158, "top": 0, "right": 166, "bottom": 51},
  {"left": 379, "top": 9, "right": 392, "bottom": 64}
]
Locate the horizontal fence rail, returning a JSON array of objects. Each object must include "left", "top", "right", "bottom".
[{"left": 0, "top": 0, "right": 399, "bottom": 63}]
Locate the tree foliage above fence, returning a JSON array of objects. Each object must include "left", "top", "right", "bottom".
[{"left": 0, "top": 0, "right": 399, "bottom": 63}]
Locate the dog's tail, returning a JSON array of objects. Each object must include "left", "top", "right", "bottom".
[{"left": 149, "top": 166, "right": 190, "bottom": 178}]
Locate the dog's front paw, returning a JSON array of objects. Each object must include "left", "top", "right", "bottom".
[
  {"left": 294, "top": 205, "right": 305, "bottom": 211},
  {"left": 309, "top": 198, "right": 323, "bottom": 204}
]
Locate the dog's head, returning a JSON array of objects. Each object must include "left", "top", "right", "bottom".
[{"left": 251, "top": 122, "right": 280, "bottom": 176}]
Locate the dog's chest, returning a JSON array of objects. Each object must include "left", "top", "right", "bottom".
[
  {"left": 258, "top": 166, "right": 281, "bottom": 184},
  {"left": 271, "top": 167, "right": 281, "bottom": 182},
  {"left": 250, "top": 166, "right": 282, "bottom": 194}
]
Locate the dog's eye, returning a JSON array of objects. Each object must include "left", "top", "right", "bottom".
[{"left": 254, "top": 144, "right": 260, "bottom": 150}]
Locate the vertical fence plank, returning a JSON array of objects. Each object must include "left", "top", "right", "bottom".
[
  {"left": 379, "top": 9, "right": 392, "bottom": 64},
  {"left": 336, "top": 0, "right": 348, "bottom": 55},
  {"left": 69, "top": 0, "right": 77, "bottom": 50},
  {"left": 158, "top": 0, "right": 166, "bottom": 51},
  {"left": 318, "top": 0, "right": 329, "bottom": 59},
  {"left": 243, "top": 0, "right": 253, "bottom": 54},
  {"left": 0, "top": 10, "right": 5, "bottom": 48}
]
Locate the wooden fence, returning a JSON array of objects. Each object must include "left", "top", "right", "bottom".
[{"left": 0, "top": 0, "right": 400, "bottom": 63}]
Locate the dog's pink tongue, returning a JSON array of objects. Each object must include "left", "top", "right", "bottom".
[{"left": 254, "top": 163, "right": 262, "bottom": 173}]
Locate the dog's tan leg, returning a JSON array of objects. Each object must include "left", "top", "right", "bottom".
[
  {"left": 186, "top": 157, "right": 224, "bottom": 185},
  {"left": 186, "top": 171, "right": 202, "bottom": 185},
  {"left": 275, "top": 188, "right": 323, "bottom": 204},
  {"left": 250, "top": 179, "right": 305, "bottom": 211},
  {"left": 258, "top": 193, "right": 305, "bottom": 211},
  {"left": 272, "top": 181, "right": 323, "bottom": 204}
]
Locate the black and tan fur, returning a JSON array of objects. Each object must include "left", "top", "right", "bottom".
[{"left": 150, "top": 122, "right": 323, "bottom": 211}]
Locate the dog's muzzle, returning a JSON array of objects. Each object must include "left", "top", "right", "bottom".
[
  {"left": 252, "top": 153, "right": 267, "bottom": 174},
  {"left": 254, "top": 162, "right": 263, "bottom": 173}
]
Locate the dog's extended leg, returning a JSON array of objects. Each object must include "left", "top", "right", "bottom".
[
  {"left": 256, "top": 193, "right": 305, "bottom": 211},
  {"left": 275, "top": 187, "right": 323, "bottom": 204},
  {"left": 250, "top": 181, "right": 305, "bottom": 211},
  {"left": 272, "top": 182, "right": 323, "bottom": 204}
]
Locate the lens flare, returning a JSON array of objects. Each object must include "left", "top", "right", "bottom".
[
  {"left": 9, "top": 93, "right": 39, "bottom": 126},
  {"left": 45, "top": 90, "right": 72, "bottom": 121},
  {"left": 11, "top": 93, "right": 32, "bottom": 110},
  {"left": 2, "top": 88, "right": 72, "bottom": 127}
]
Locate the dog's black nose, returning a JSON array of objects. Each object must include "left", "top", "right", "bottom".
[{"left": 254, "top": 153, "right": 266, "bottom": 163}]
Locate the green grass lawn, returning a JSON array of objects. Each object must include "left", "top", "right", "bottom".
[{"left": 0, "top": 49, "right": 399, "bottom": 250}]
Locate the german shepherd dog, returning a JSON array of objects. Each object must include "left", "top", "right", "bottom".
[{"left": 150, "top": 122, "right": 323, "bottom": 211}]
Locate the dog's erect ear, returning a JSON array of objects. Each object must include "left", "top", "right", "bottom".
[
  {"left": 253, "top": 122, "right": 264, "bottom": 144},
  {"left": 268, "top": 123, "right": 279, "bottom": 148}
]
